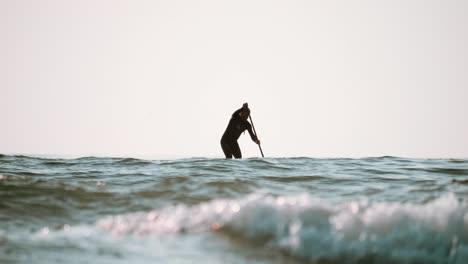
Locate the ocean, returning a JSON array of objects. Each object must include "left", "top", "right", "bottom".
[{"left": 1, "top": 154, "right": 467, "bottom": 264}]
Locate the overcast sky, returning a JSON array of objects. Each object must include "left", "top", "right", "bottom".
[{"left": 1, "top": 0, "right": 467, "bottom": 158}]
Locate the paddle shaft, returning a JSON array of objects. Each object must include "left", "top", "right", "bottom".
[{"left": 249, "top": 115, "right": 264, "bottom": 158}]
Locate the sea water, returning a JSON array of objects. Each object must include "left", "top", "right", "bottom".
[{"left": 1, "top": 154, "right": 467, "bottom": 264}]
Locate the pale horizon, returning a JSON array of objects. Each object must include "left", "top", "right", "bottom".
[{"left": 2, "top": 0, "right": 467, "bottom": 159}]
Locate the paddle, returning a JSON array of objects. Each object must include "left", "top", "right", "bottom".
[{"left": 249, "top": 115, "right": 264, "bottom": 158}]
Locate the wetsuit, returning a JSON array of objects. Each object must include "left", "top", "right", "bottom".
[{"left": 221, "top": 108, "right": 258, "bottom": 159}]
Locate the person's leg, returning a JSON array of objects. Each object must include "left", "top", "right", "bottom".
[
  {"left": 231, "top": 141, "right": 242, "bottom": 159},
  {"left": 221, "top": 140, "right": 233, "bottom": 159}
]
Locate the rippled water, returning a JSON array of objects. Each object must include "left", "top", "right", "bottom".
[{"left": 1, "top": 154, "right": 467, "bottom": 263}]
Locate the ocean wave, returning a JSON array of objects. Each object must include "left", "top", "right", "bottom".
[
  {"left": 0, "top": 175, "right": 114, "bottom": 214},
  {"left": 96, "top": 193, "right": 468, "bottom": 263},
  {"left": 115, "top": 158, "right": 153, "bottom": 166},
  {"left": 453, "top": 179, "right": 468, "bottom": 185},
  {"left": 261, "top": 175, "right": 328, "bottom": 183},
  {"left": 404, "top": 167, "right": 468, "bottom": 176}
]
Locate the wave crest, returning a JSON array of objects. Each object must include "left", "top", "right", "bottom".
[{"left": 97, "top": 193, "right": 468, "bottom": 263}]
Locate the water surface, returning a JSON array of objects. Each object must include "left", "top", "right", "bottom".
[{"left": 1, "top": 154, "right": 467, "bottom": 263}]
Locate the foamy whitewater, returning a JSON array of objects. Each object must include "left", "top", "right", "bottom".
[{"left": 1, "top": 154, "right": 467, "bottom": 263}]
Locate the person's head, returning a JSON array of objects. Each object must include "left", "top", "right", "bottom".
[{"left": 240, "top": 108, "right": 250, "bottom": 120}]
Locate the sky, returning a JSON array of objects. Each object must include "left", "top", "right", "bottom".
[{"left": 1, "top": 0, "right": 467, "bottom": 159}]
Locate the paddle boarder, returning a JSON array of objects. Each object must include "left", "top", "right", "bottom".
[{"left": 221, "top": 103, "right": 261, "bottom": 159}]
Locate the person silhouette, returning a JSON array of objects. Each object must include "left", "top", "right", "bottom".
[{"left": 220, "top": 103, "right": 260, "bottom": 159}]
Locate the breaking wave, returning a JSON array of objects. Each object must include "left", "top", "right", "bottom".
[{"left": 97, "top": 193, "right": 468, "bottom": 263}]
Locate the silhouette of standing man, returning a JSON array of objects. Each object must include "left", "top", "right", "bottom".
[{"left": 221, "top": 103, "right": 260, "bottom": 159}]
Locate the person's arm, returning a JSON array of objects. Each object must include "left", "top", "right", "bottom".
[{"left": 246, "top": 122, "right": 260, "bottom": 143}]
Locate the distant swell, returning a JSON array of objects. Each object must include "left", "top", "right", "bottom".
[{"left": 97, "top": 193, "right": 468, "bottom": 264}]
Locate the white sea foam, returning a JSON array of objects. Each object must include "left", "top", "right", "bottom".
[{"left": 97, "top": 193, "right": 468, "bottom": 263}]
